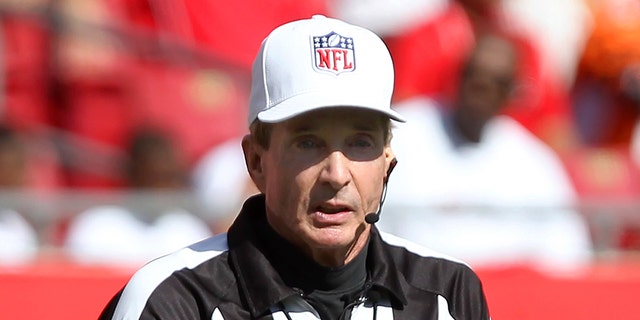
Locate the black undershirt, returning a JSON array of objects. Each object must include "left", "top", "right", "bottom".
[{"left": 258, "top": 219, "right": 369, "bottom": 320}]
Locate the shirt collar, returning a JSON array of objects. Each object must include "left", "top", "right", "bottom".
[{"left": 227, "top": 194, "right": 408, "bottom": 317}]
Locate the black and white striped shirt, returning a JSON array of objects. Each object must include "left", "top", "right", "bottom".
[{"left": 100, "top": 195, "right": 490, "bottom": 319}]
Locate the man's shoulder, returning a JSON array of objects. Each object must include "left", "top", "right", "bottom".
[
  {"left": 130, "top": 233, "right": 230, "bottom": 285},
  {"left": 379, "top": 231, "right": 466, "bottom": 265},
  {"left": 376, "top": 231, "right": 489, "bottom": 319},
  {"left": 378, "top": 231, "right": 482, "bottom": 291},
  {"left": 108, "top": 234, "right": 232, "bottom": 319}
]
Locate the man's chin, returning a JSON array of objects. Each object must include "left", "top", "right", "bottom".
[{"left": 308, "top": 225, "right": 367, "bottom": 251}]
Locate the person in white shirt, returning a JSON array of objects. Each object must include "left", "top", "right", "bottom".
[{"left": 381, "top": 32, "right": 593, "bottom": 271}]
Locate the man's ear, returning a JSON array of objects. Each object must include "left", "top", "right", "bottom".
[
  {"left": 384, "top": 147, "right": 396, "bottom": 183},
  {"left": 242, "top": 134, "right": 266, "bottom": 193}
]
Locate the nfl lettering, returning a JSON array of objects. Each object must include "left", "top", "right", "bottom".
[{"left": 312, "top": 32, "right": 355, "bottom": 74}]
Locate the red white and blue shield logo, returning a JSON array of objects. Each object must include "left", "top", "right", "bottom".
[{"left": 312, "top": 31, "right": 355, "bottom": 75}]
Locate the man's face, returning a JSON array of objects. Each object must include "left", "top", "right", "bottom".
[
  {"left": 244, "top": 108, "right": 393, "bottom": 265},
  {"left": 455, "top": 35, "right": 517, "bottom": 142}
]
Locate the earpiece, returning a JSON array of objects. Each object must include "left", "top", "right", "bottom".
[{"left": 365, "top": 158, "right": 397, "bottom": 224}]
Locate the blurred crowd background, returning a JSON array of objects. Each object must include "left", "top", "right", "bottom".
[{"left": 0, "top": 0, "right": 640, "bottom": 271}]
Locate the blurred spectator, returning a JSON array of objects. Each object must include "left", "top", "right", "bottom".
[
  {"left": 191, "top": 137, "right": 258, "bottom": 233},
  {"left": 573, "top": 0, "right": 640, "bottom": 148},
  {"left": 125, "top": 127, "right": 188, "bottom": 189},
  {"left": 0, "top": 125, "right": 28, "bottom": 187},
  {"left": 564, "top": 0, "right": 640, "bottom": 203},
  {"left": 64, "top": 128, "right": 211, "bottom": 265},
  {"left": 567, "top": 0, "right": 640, "bottom": 250},
  {"left": 0, "top": 125, "right": 38, "bottom": 264},
  {"left": 380, "top": 33, "right": 593, "bottom": 271}
]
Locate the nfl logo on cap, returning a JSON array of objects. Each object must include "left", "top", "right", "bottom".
[{"left": 312, "top": 31, "right": 355, "bottom": 75}]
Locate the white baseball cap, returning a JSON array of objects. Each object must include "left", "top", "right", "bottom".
[{"left": 248, "top": 15, "right": 406, "bottom": 126}]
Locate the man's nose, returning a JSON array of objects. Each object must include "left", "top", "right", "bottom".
[{"left": 319, "top": 151, "right": 352, "bottom": 190}]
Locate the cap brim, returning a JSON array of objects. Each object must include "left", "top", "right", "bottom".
[{"left": 257, "top": 90, "right": 406, "bottom": 123}]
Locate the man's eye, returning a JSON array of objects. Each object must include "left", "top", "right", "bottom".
[
  {"left": 350, "top": 138, "right": 373, "bottom": 148},
  {"left": 297, "top": 140, "right": 318, "bottom": 149}
]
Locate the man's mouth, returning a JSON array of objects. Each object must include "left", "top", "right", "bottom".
[{"left": 316, "top": 205, "right": 351, "bottom": 214}]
